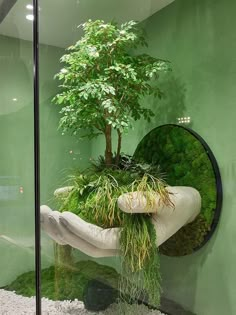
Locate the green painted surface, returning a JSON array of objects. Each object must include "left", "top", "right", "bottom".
[
  {"left": 0, "top": 35, "right": 35, "bottom": 286},
  {"left": 0, "top": 35, "right": 91, "bottom": 286},
  {"left": 140, "top": 1, "right": 236, "bottom": 314},
  {"left": 39, "top": 44, "right": 92, "bottom": 205}
]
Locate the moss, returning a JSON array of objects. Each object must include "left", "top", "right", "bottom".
[
  {"left": 55, "top": 165, "right": 169, "bottom": 307},
  {"left": 134, "top": 125, "right": 217, "bottom": 256},
  {"left": 5, "top": 260, "right": 119, "bottom": 301}
]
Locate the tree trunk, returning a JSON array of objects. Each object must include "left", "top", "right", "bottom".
[
  {"left": 105, "top": 124, "right": 113, "bottom": 166},
  {"left": 115, "top": 130, "right": 122, "bottom": 166},
  {"left": 54, "top": 244, "right": 74, "bottom": 299}
]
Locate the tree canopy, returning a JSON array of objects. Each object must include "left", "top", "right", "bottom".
[{"left": 53, "top": 19, "right": 170, "bottom": 165}]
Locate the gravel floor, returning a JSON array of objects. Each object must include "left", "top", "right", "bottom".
[{"left": 0, "top": 289, "right": 165, "bottom": 315}]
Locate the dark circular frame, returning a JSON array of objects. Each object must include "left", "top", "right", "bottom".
[{"left": 135, "top": 124, "right": 223, "bottom": 254}]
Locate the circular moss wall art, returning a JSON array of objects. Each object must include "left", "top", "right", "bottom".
[{"left": 134, "top": 124, "right": 223, "bottom": 256}]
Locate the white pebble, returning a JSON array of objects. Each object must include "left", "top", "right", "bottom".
[{"left": 0, "top": 289, "right": 166, "bottom": 315}]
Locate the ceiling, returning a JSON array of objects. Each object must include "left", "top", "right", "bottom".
[
  {"left": 0, "top": 0, "right": 174, "bottom": 48},
  {"left": 0, "top": 0, "right": 17, "bottom": 24}
]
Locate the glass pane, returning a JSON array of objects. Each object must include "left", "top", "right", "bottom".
[
  {"left": 0, "top": 1, "right": 232, "bottom": 314},
  {"left": 37, "top": 1, "right": 228, "bottom": 315},
  {"left": 37, "top": 1, "right": 171, "bottom": 314},
  {"left": 0, "top": 0, "right": 36, "bottom": 313}
]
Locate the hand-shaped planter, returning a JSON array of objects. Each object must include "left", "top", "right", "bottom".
[
  {"left": 39, "top": 125, "right": 222, "bottom": 309},
  {"left": 41, "top": 186, "right": 201, "bottom": 257}
]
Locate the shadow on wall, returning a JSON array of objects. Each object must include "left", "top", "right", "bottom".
[
  {"left": 138, "top": 71, "right": 191, "bottom": 140},
  {"left": 39, "top": 93, "right": 92, "bottom": 205},
  {"left": 135, "top": 68, "right": 226, "bottom": 313},
  {"left": 161, "top": 224, "right": 221, "bottom": 314}
]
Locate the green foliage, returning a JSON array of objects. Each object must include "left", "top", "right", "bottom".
[
  {"left": 160, "top": 214, "right": 211, "bottom": 256},
  {"left": 5, "top": 260, "right": 119, "bottom": 301},
  {"left": 53, "top": 19, "right": 170, "bottom": 164},
  {"left": 120, "top": 215, "right": 161, "bottom": 306},
  {"left": 91, "top": 154, "right": 163, "bottom": 179},
  {"left": 56, "top": 161, "right": 170, "bottom": 307},
  {"left": 134, "top": 125, "right": 217, "bottom": 256},
  {"left": 57, "top": 161, "right": 171, "bottom": 230}
]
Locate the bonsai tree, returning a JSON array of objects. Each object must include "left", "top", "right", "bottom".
[{"left": 53, "top": 19, "right": 170, "bottom": 166}]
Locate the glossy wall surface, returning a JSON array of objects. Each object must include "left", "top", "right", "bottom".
[
  {"left": 0, "top": 33, "right": 91, "bottom": 285},
  {"left": 0, "top": 30, "right": 35, "bottom": 286}
]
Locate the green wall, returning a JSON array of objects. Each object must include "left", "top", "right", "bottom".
[
  {"left": 0, "top": 35, "right": 91, "bottom": 286},
  {"left": 0, "top": 35, "right": 35, "bottom": 286},
  {"left": 39, "top": 41, "right": 92, "bottom": 204},
  {"left": 142, "top": 1, "right": 235, "bottom": 314},
  {"left": 91, "top": 0, "right": 235, "bottom": 313}
]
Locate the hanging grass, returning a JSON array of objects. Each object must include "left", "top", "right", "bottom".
[
  {"left": 55, "top": 157, "right": 171, "bottom": 307},
  {"left": 119, "top": 214, "right": 161, "bottom": 306}
]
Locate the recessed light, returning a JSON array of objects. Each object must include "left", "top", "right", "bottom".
[
  {"left": 26, "top": 14, "right": 34, "bottom": 21},
  {"left": 12, "top": 98, "right": 18, "bottom": 101},
  {"left": 26, "top": 4, "right": 33, "bottom": 10}
]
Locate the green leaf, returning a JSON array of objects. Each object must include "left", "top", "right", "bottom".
[{"left": 52, "top": 18, "right": 171, "bottom": 157}]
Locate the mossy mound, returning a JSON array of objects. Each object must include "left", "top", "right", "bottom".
[
  {"left": 134, "top": 124, "right": 219, "bottom": 256},
  {"left": 57, "top": 164, "right": 169, "bottom": 307},
  {"left": 5, "top": 260, "right": 119, "bottom": 301}
]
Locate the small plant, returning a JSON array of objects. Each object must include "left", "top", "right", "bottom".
[{"left": 53, "top": 20, "right": 170, "bottom": 166}]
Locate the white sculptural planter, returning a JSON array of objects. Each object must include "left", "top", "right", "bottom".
[{"left": 40, "top": 186, "right": 201, "bottom": 258}]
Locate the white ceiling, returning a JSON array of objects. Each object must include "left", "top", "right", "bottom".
[{"left": 0, "top": 0, "right": 174, "bottom": 48}]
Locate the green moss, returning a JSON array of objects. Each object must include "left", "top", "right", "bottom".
[
  {"left": 5, "top": 260, "right": 119, "bottom": 301},
  {"left": 134, "top": 125, "right": 217, "bottom": 256},
  {"left": 55, "top": 163, "right": 170, "bottom": 307}
]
